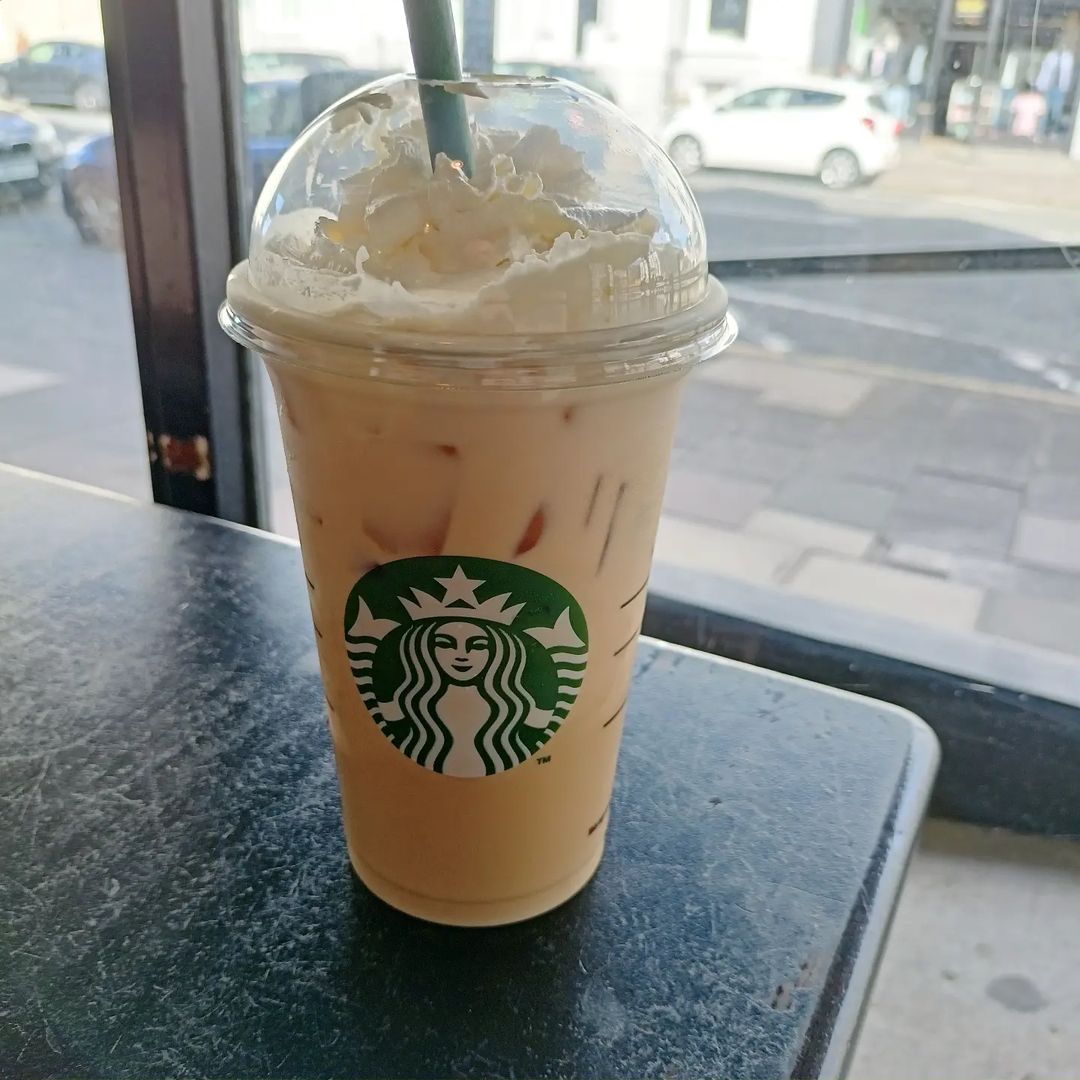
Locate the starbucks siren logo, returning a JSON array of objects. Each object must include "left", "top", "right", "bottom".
[{"left": 344, "top": 556, "right": 589, "bottom": 777}]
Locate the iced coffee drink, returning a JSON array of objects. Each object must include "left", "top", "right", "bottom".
[{"left": 221, "top": 75, "right": 735, "bottom": 925}]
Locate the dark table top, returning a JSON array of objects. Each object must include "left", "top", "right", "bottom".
[{"left": 0, "top": 465, "right": 938, "bottom": 1080}]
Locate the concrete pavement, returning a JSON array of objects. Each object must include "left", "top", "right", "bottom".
[
  {"left": 659, "top": 344, "right": 1080, "bottom": 658},
  {"left": 878, "top": 136, "right": 1080, "bottom": 214}
]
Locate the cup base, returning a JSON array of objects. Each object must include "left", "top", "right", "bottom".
[{"left": 348, "top": 843, "right": 606, "bottom": 927}]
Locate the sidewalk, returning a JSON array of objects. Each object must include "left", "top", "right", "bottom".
[
  {"left": 660, "top": 344, "right": 1080, "bottom": 660},
  {"left": 878, "top": 136, "right": 1080, "bottom": 212}
]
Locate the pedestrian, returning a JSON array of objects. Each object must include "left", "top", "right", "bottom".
[
  {"left": 1009, "top": 81, "right": 1047, "bottom": 140},
  {"left": 1035, "top": 46, "right": 1075, "bottom": 137}
]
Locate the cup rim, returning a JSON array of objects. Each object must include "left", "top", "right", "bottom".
[{"left": 220, "top": 272, "right": 735, "bottom": 388}]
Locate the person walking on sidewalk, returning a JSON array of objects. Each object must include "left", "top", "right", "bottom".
[
  {"left": 1035, "top": 45, "right": 1074, "bottom": 137},
  {"left": 1010, "top": 82, "right": 1048, "bottom": 140}
]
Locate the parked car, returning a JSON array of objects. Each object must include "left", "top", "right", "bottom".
[
  {"left": 62, "top": 69, "right": 392, "bottom": 247},
  {"left": 243, "top": 50, "right": 350, "bottom": 82},
  {"left": 661, "top": 78, "right": 900, "bottom": 188},
  {"left": 494, "top": 62, "right": 617, "bottom": 103},
  {"left": 0, "top": 41, "right": 109, "bottom": 110},
  {"left": 0, "top": 105, "right": 63, "bottom": 202}
]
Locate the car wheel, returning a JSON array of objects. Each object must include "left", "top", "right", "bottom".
[
  {"left": 668, "top": 135, "right": 704, "bottom": 176},
  {"left": 73, "top": 80, "right": 108, "bottom": 111},
  {"left": 819, "top": 148, "right": 861, "bottom": 190}
]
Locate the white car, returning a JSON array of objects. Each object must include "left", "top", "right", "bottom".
[{"left": 661, "top": 79, "right": 900, "bottom": 189}]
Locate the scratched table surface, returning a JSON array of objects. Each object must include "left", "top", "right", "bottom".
[{"left": 0, "top": 465, "right": 938, "bottom": 1080}]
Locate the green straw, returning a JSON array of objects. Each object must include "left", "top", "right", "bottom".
[{"left": 402, "top": 0, "right": 475, "bottom": 177}]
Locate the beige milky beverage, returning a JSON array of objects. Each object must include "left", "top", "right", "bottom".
[{"left": 221, "top": 75, "right": 735, "bottom": 925}]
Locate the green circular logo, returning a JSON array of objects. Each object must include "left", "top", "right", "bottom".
[{"left": 344, "top": 556, "right": 589, "bottom": 777}]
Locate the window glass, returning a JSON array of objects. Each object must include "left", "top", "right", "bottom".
[
  {"left": 0, "top": 1, "right": 147, "bottom": 500},
  {"left": 229, "top": 0, "right": 1080, "bottom": 674}
]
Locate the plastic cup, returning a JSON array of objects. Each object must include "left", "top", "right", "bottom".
[{"left": 220, "top": 75, "right": 735, "bottom": 925}]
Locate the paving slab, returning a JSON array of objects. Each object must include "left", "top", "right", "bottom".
[
  {"left": 654, "top": 514, "right": 801, "bottom": 584},
  {"left": 1025, "top": 472, "right": 1080, "bottom": 520},
  {"left": 885, "top": 543, "right": 1080, "bottom": 605},
  {"left": 663, "top": 466, "right": 771, "bottom": 527},
  {"left": 760, "top": 368, "right": 876, "bottom": 418},
  {"left": 808, "top": 430, "right": 928, "bottom": 487},
  {"left": 1035, "top": 414, "right": 1080, "bottom": 473},
  {"left": 787, "top": 553, "right": 984, "bottom": 632},
  {"left": 978, "top": 591, "right": 1080, "bottom": 658},
  {"left": 772, "top": 471, "right": 899, "bottom": 530},
  {"left": 837, "top": 381, "right": 952, "bottom": 437},
  {"left": 744, "top": 508, "right": 874, "bottom": 558},
  {"left": 699, "top": 356, "right": 876, "bottom": 417},
  {"left": 919, "top": 396, "right": 1043, "bottom": 488},
  {"left": 674, "top": 381, "right": 760, "bottom": 452},
  {"left": 734, "top": 405, "right": 836, "bottom": 449},
  {"left": 883, "top": 472, "right": 1022, "bottom": 558},
  {"left": 810, "top": 382, "right": 952, "bottom": 481},
  {"left": 691, "top": 433, "right": 808, "bottom": 485},
  {"left": 1012, "top": 514, "right": 1080, "bottom": 575}
]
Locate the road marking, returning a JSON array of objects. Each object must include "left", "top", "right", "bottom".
[
  {"left": 0, "top": 462, "right": 138, "bottom": 503},
  {"left": 1003, "top": 348, "right": 1049, "bottom": 372},
  {"left": 0, "top": 362, "right": 61, "bottom": 399},
  {"left": 759, "top": 332, "right": 794, "bottom": 354},
  {"left": 727, "top": 284, "right": 1078, "bottom": 395}
]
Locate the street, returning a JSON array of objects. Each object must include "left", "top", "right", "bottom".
[
  {"left": 2, "top": 112, "right": 1080, "bottom": 660},
  {"left": 699, "top": 171, "right": 1080, "bottom": 395}
]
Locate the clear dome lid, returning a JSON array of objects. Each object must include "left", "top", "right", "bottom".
[{"left": 222, "top": 73, "right": 732, "bottom": 380}]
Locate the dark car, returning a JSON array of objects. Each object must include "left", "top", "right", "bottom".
[
  {"left": 0, "top": 41, "right": 109, "bottom": 110},
  {"left": 0, "top": 106, "right": 63, "bottom": 203},
  {"left": 62, "top": 69, "right": 392, "bottom": 247}
]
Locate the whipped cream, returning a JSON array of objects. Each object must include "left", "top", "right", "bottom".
[{"left": 240, "top": 105, "right": 705, "bottom": 335}]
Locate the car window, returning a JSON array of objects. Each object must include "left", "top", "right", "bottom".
[
  {"left": 244, "top": 83, "right": 304, "bottom": 138},
  {"left": 788, "top": 89, "right": 845, "bottom": 107},
  {"left": 26, "top": 44, "right": 59, "bottom": 63},
  {"left": 727, "top": 87, "right": 791, "bottom": 109},
  {"left": 867, "top": 93, "right": 889, "bottom": 112}
]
